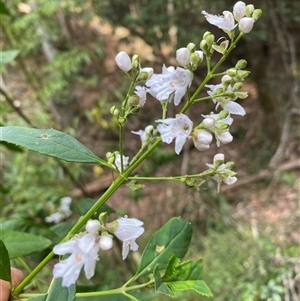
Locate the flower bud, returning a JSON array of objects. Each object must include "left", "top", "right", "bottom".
[
  {"left": 194, "top": 129, "right": 213, "bottom": 145},
  {"left": 128, "top": 95, "right": 140, "bottom": 106},
  {"left": 217, "top": 110, "right": 230, "bottom": 119},
  {"left": 224, "top": 176, "right": 237, "bottom": 185},
  {"left": 203, "top": 117, "right": 215, "bottom": 128},
  {"left": 200, "top": 40, "right": 210, "bottom": 56},
  {"left": 252, "top": 9, "right": 262, "bottom": 21},
  {"left": 225, "top": 161, "right": 235, "bottom": 169},
  {"left": 118, "top": 117, "right": 126, "bottom": 126},
  {"left": 203, "top": 31, "right": 215, "bottom": 46},
  {"left": 195, "top": 50, "right": 204, "bottom": 64},
  {"left": 233, "top": 1, "right": 246, "bottom": 21},
  {"left": 227, "top": 68, "right": 237, "bottom": 77},
  {"left": 99, "top": 234, "right": 113, "bottom": 250},
  {"left": 115, "top": 51, "right": 132, "bottom": 72},
  {"left": 86, "top": 219, "right": 101, "bottom": 234},
  {"left": 245, "top": 4, "right": 255, "bottom": 17},
  {"left": 194, "top": 141, "right": 210, "bottom": 151},
  {"left": 213, "top": 153, "right": 225, "bottom": 166},
  {"left": 110, "top": 105, "right": 120, "bottom": 117},
  {"left": 221, "top": 75, "right": 232, "bottom": 88},
  {"left": 235, "top": 91, "right": 248, "bottom": 99},
  {"left": 176, "top": 47, "right": 190, "bottom": 67},
  {"left": 232, "top": 82, "right": 243, "bottom": 92},
  {"left": 187, "top": 42, "right": 196, "bottom": 52},
  {"left": 239, "top": 17, "right": 254, "bottom": 34},
  {"left": 235, "top": 59, "right": 247, "bottom": 69},
  {"left": 138, "top": 67, "right": 153, "bottom": 80},
  {"left": 237, "top": 70, "right": 250, "bottom": 79},
  {"left": 217, "top": 131, "right": 233, "bottom": 144}
]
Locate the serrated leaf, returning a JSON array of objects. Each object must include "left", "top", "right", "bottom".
[
  {"left": 161, "top": 257, "right": 213, "bottom": 297},
  {"left": 0, "top": 126, "right": 107, "bottom": 165},
  {"left": 45, "top": 277, "right": 76, "bottom": 301},
  {"left": 135, "top": 217, "right": 192, "bottom": 278},
  {"left": 0, "top": 50, "right": 19, "bottom": 68},
  {"left": 153, "top": 265, "right": 175, "bottom": 297},
  {"left": 0, "top": 240, "right": 11, "bottom": 282},
  {"left": 0, "top": 230, "right": 52, "bottom": 259}
]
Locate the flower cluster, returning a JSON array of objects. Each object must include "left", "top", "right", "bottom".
[
  {"left": 45, "top": 196, "right": 72, "bottom": 224},
  {"left": 206, "top": 153, "right": 237, "bottom": 192},
  {"left": 53, "top": 217, "right": 144, "bottom": 287},
  {"left": 202, "top": 1, "right": 262, "bottom": 37}
]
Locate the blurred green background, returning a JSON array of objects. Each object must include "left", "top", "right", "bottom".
[{"left": 1, "top": 0, "right": 299, "bottom": 300}]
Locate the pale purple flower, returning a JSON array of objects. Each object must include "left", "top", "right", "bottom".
[
  {"left": 53, "top": 232, "right": 100, "bottom": 287},
  {"left": 146, "top": 65, "right": 193, "bottom": 106},
  {"left": 114, "top": 217, "right": 144, "bottom": 260},
  {"left": 134, "top": 86, "right": 148, "bottom": 107},
  {"left": 156, "top": 114, "right": 193, "bottom": 154},
  {"left": 205, "top": 83, "right": 246, "bottom": 116},
  {"left": 115, "top": 51, "right": 132, "bottom": 72},
  {"left": 201, "top": 10, "right": 236, "bottom": 33}
]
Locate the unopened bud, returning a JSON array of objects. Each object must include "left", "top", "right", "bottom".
[
  {"left": 138, "top": 67, "right": 153, "bottom": 80},
  {"left": 232, "top": 82, "right": 243, "bottom": 92},
  {"left": 235, "top": 59, "right": 247, "bottom": 69},
  {"left": 203, "top": 31, "right": 215, "bottom": 46},
  {"left": 218, "top": 110, "right": 230, "bottom": 119},
  {"left": 237, "top": 70, "right": 250, "bottom": 79},
  {"left": 233, "top": 1, "right": 246, "bottom": 21},
  {"left": 106, "top": 152, "right": 115, "bottom": 164},
  {"left": 235, "top": 91, "right": 248, "bottom": 99},
  {"left": 213, "top": 153, "right": 225, "bottom": 167},
  {"left": 200, "top": 40, "right": 210, "bottom": 56},
  {"left": 110, "top": 105, "right": 120, "bottom": 117},
  {"left": 245, "top": 4, "right": 255, "bottom": 17},
  {"left": 187, "top": 42, "right": 196, "bottom": 52},
  {"left": 239, "top": 17, "right": 254, "bottom": 34},
  {"left": 176, "top": 47, "right": 190, "bottom": 67},
  {"left": 118, "top": 117, "right": 126, "bottom": 126},
  {"left": 217, "top": 131, "right": 233, "bottom": 144},
  {"left": 221, "top": 75, "right": 232, "bottom": 87},
  {"left": 86, "top": 219, "right": 101, "bottom": 234},
  {"left": 225, "top": 161, "right": 235, "bottom": 169},
  {"left": 252, "top": 9, "right": 262, "bottom": 21},
  {"left": 227, "top": 68, "right": 237, "bottom": 77},
  {"left": 99, "top": 234, "right": 113, "bottom": 250},
  {"left": 115, "top": 51, "right": 132, "bottom": 72},
  {"left": 203, "top": 117, "right": 215, "bottom": 128},
  {"left": 128, "top": 95, "right": 140, "bottom": 106}
]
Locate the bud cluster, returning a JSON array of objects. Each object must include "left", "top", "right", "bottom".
[{"left": 176, "top": 43, "right": 204, "bottom": 71}]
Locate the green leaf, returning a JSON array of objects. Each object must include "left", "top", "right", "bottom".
[
  {"left": 153, "top": 265, "right": 175, "bottom": 297},
  {"left": 0, "top": 50, "right": 19, "bottom": 68},
  {"left": 135, "top": 217, "right": 192, "bottom": 278},
  {"left": 0, "top": 1, "right": 9, "bottom": 15},
  {"left": 0, "top": 126, "right": 107, "bottom": 165},
  {"left": 0, "top": 240, "right": 11, "bottom": 282},
  {"left": 27, "top": 295, "right": 47, "bottom": 301},
  {"left": 0, "top": 141, "right": 24, "bottom": 152},
  {"left": 0, "top": 230, "right": 52, "bottom": 259},
  {"left": 45, "top": 277, "right": 76, "bottom": 301},
  {"left": 50, "top": 220, "right": 77, "bottom": 240},
  {"left": 158, "top": 256, "right": 213, "bottom": 297}
]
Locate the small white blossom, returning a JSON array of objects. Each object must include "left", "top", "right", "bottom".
[
  {"left": 134, "top": 86, "right": 148, "bottom": 107},
  {"left": 132, "top": 125, "right": 153, "bottom": 143},
  {"left": 239, "top": 17, "right": 254, "bottom": 33},
  {"left": 146, "top": 65, "right": 193, "bottom": 106},
  {"left": 233, "top": 1, "right": 246, "bottom": 21},
  {"left": 115, "top": 51, "right": 132, "bottom": 72},
  {"left": 53, "top": 232, "right": 100, "bottom": 287},
  {"left": 45, "top": 212, "right": 64, "bottom": 224},
  {"left": 45, "top": 197, "right": 72, "bottom": 224},
  {"left": 86, "top": 219, "right": 101, "bottom": 234},
  {"left": 156, "top": 114, "right": 193, "bottom": 154},
  {"left": 176, "top": 47, "right": 190, "bottom": 67},
  {"left": 201, "top": 10, "right": 236, "bottom": 33},
  {"left": 99, "top": 235, "right": 113, "bottom": 251},
  {"left": 140, "top": 67, "right": 153, "bottom": 80},
  {"left": 205, "top": 83, "right": 246, "bottom": 116},
  {"left": 114, "top": 154, "right": 129, "bottom": 172},
  {"left": 193, "top": 129, "right": 213, "bottom": 151},
  {"left": 114, "top": 217, "right": 144, "bottom": 260}
]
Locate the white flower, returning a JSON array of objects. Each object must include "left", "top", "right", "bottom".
[
  {"left": 86, "top": 219, "right": 101, "bottom": 234},
  {"left": 115, "top": 51, "right": 132, "bottom": 72},
  {"left": 146, "top": 65, "right": 193, "bottom": 106},
  {"left": 132, "top": 125, "right": 153, "bottom": 143},
  {"left": 233, "top": 1, "right": 246, "bottom": 21},
  {"left": 114, "top": 217, "right": 144, "bottom": 260},
  {"left": 205, "top": 83, "right": 246, "bottom": 116},
  {"left": 201, "top": 10, "right": 236, "bottom": 33},
  {"left": 45, "top": 212, "right": 64, "bottom": 224},
  {"left": 216, "top": 131, "right": 233, "bottom": 144},
  {"left": 99, "top": 235, "right": 113, "bottom": 251},
  {"left": 140, "top": 67, "right": 154, "bottom": 80},
  {"left": 193, "top": 129, "right": 213, "bottom": 151},
  {"left": 134, "top": 86, "right": 148, "bottom": 107},
  {"left": 114, "top": 154, "right": 129, "bottom": 172},
  {"left": 45, "top": 197, "right": 72, "bottom": 224},
  {"left": 239, "top": 17, "right": 254, "bottom": 33},
  {"left": 176, "top": 47, "right": 190, "bottom": 67},
  {"left": 53, "top": 232, "right": 100, "bottom": 287},
  {"left": 156, "top": 114, "right": 193, "bottom": 154}
]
